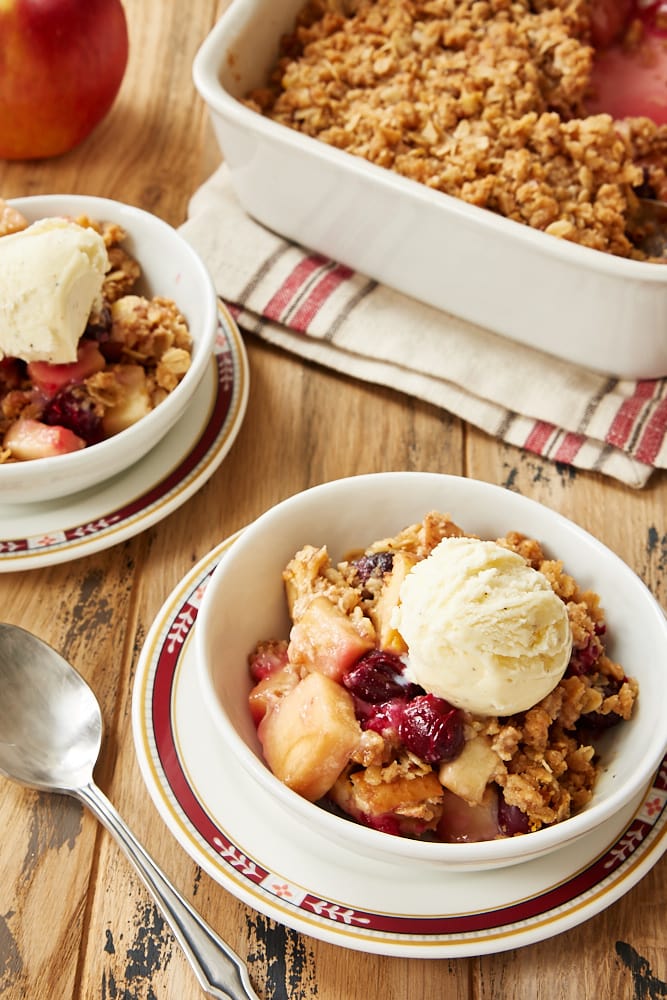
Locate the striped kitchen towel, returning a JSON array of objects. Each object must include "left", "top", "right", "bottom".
[{"left": 182, "top": 164, "right": 667, "bottom": 489}]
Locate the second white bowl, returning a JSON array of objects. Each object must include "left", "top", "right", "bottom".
[
  {"left": 1, "top": 194, "right": 218, "bottom": 504},
  {"left": 194, "top": 0, "right": 667, "bottom": 378}
]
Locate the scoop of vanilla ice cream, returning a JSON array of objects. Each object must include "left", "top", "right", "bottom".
[
  {"left": 392, "top": 536, "right": 573, "bottom": 715},
  {"left": 0, "top": 218, "right": 109, "bottom": 364}
]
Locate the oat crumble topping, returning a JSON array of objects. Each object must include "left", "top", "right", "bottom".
[{"left": 246, "top": 0, "right": 667, "bottom": 259}]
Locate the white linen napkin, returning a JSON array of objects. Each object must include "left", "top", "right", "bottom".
[{"left": 181, "top": 165, "right": 667, "bottom": 489}]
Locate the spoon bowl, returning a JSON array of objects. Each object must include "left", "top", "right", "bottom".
[
  {"left": 0, "top": 622, "right": 259, "bottom": 1000},
  {"left": 0, "top": 626, "right": 101, "bottom": 793}
]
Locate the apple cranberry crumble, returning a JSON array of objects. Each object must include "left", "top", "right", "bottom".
[
  {"left": 245, "top": 0, "right": 667, "bottom": 259},
  {"left": 248, "top": 511, "right": 638, "bottom": 842},
  {"left": 0, "top": 202, "right": 192, "bottom": 462}
]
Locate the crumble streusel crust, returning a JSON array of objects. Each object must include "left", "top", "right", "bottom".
[{"left": 246, "top": 0, "right": 667, "bottom": 259}]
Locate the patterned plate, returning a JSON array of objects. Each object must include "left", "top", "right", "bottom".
[
  {"left": 0, "top": 303, "right": 248, "bottom": 571},
  {"left": 132, "top": 537, "right": 667, "bottom": 958}
]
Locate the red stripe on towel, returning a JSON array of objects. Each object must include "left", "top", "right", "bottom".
[
  {"left": 635, "top": 395, "right": 667, "bottom": 464},
  {"left": 553, "top": 432, "right": 585, "bottom": 464},
  {"left": 263, "top": 254, "right": 328, "bottom": 321},
  {"left": 606, "top": 380, "right": 657, "bottom": 449},
  {"left": 523, "top": 421, "right": 555, "bottom": 455},
  {"left": 290, "top": 264, "right": 355, "bottom": 331}
]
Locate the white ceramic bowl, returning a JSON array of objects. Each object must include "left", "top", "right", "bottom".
[
  {"left": 196, "top": 472, "right": 667, "bottom": 871},
  {"left": 194, "top": 0, "right": 667, "bottom": 379},
  {"left": 1, "top": 194, "right": 218, "bottom": 504}
]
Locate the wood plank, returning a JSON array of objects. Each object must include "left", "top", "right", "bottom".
[{"left": 1, "top": 0, "right": 665, "bottom": 995}]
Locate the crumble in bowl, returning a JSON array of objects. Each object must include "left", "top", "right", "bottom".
[
  {"left": 0, "top": 201, "right": 193, "bottom": 463},
  {"left": 247, "top": 510, "right": 639, "bottom": 843}
]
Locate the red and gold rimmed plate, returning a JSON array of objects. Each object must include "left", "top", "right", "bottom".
[{"left": 132, "top": 535, "right": 667, "bottom": 958}]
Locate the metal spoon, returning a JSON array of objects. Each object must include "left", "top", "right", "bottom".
[{"left": 0, "top": 622, "right": 260, "bottom": 1000}]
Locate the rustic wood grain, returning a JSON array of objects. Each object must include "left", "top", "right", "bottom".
[{"left": 0, "top": 0, "right": 666, "bottom": 997}]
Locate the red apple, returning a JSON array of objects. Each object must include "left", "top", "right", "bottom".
[{"left": 0, "top": 0, "right": 129, "bottom": 159}]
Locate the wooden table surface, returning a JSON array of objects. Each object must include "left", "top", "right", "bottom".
[{"left": 1, "top": 2, "right": 666, "bottom": 998}]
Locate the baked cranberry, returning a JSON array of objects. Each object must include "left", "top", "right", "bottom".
[
  {"left": 579, "top": 710, "right": 622, "bottom": 736},
  {"left": 577, "top": 676, "right": 625, "bottom": 736},
  {"left": 567, "top": 632, "right": 603, "bottom": 676},
  {"left": 356, "top": 696, "right": 408, "bottom": 735},
  {"left": 42, "top": 384, "right": 104, "bottom": 445},
  {"left": 343, "top": 649, "right": 405, "bottom": 702},
  {"left": 353, "top": 551, "right": 394, "bottom": 583},
  {"left": 498, "top": 796, "right": 530, "bottom": 836},
  {"left": 397, "top": 693, "right": 464, "bottom": 763}
]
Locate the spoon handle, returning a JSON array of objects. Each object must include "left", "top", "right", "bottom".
[{"left": 77, "top": 781, "right": 261, "bottom": 1000}]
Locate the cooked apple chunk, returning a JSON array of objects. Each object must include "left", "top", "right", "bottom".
[
  {"left": 3, "top": 417, "right": 85, "bottom": 459},
  {"left": 100, "top": 364, "right": 152, "bottom": 436},
  {"left": 438, "top": 786, "right": 502, "bottom": 843},
  {"left": 287, "top": 596, "right": 375, "bottom": 681},
  {"left": 257, "top": 671, "right": 362, "bottom": 801},
  {"left": 248, "top": 664, "right": 301, "bottom": 726},
  {"left": 438, "top": 735, "right": 505, "bottom": 806}
]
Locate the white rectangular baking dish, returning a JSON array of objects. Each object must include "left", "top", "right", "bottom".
[{"left": 193, "top": 0, "right": 667, "bottom": 379}]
